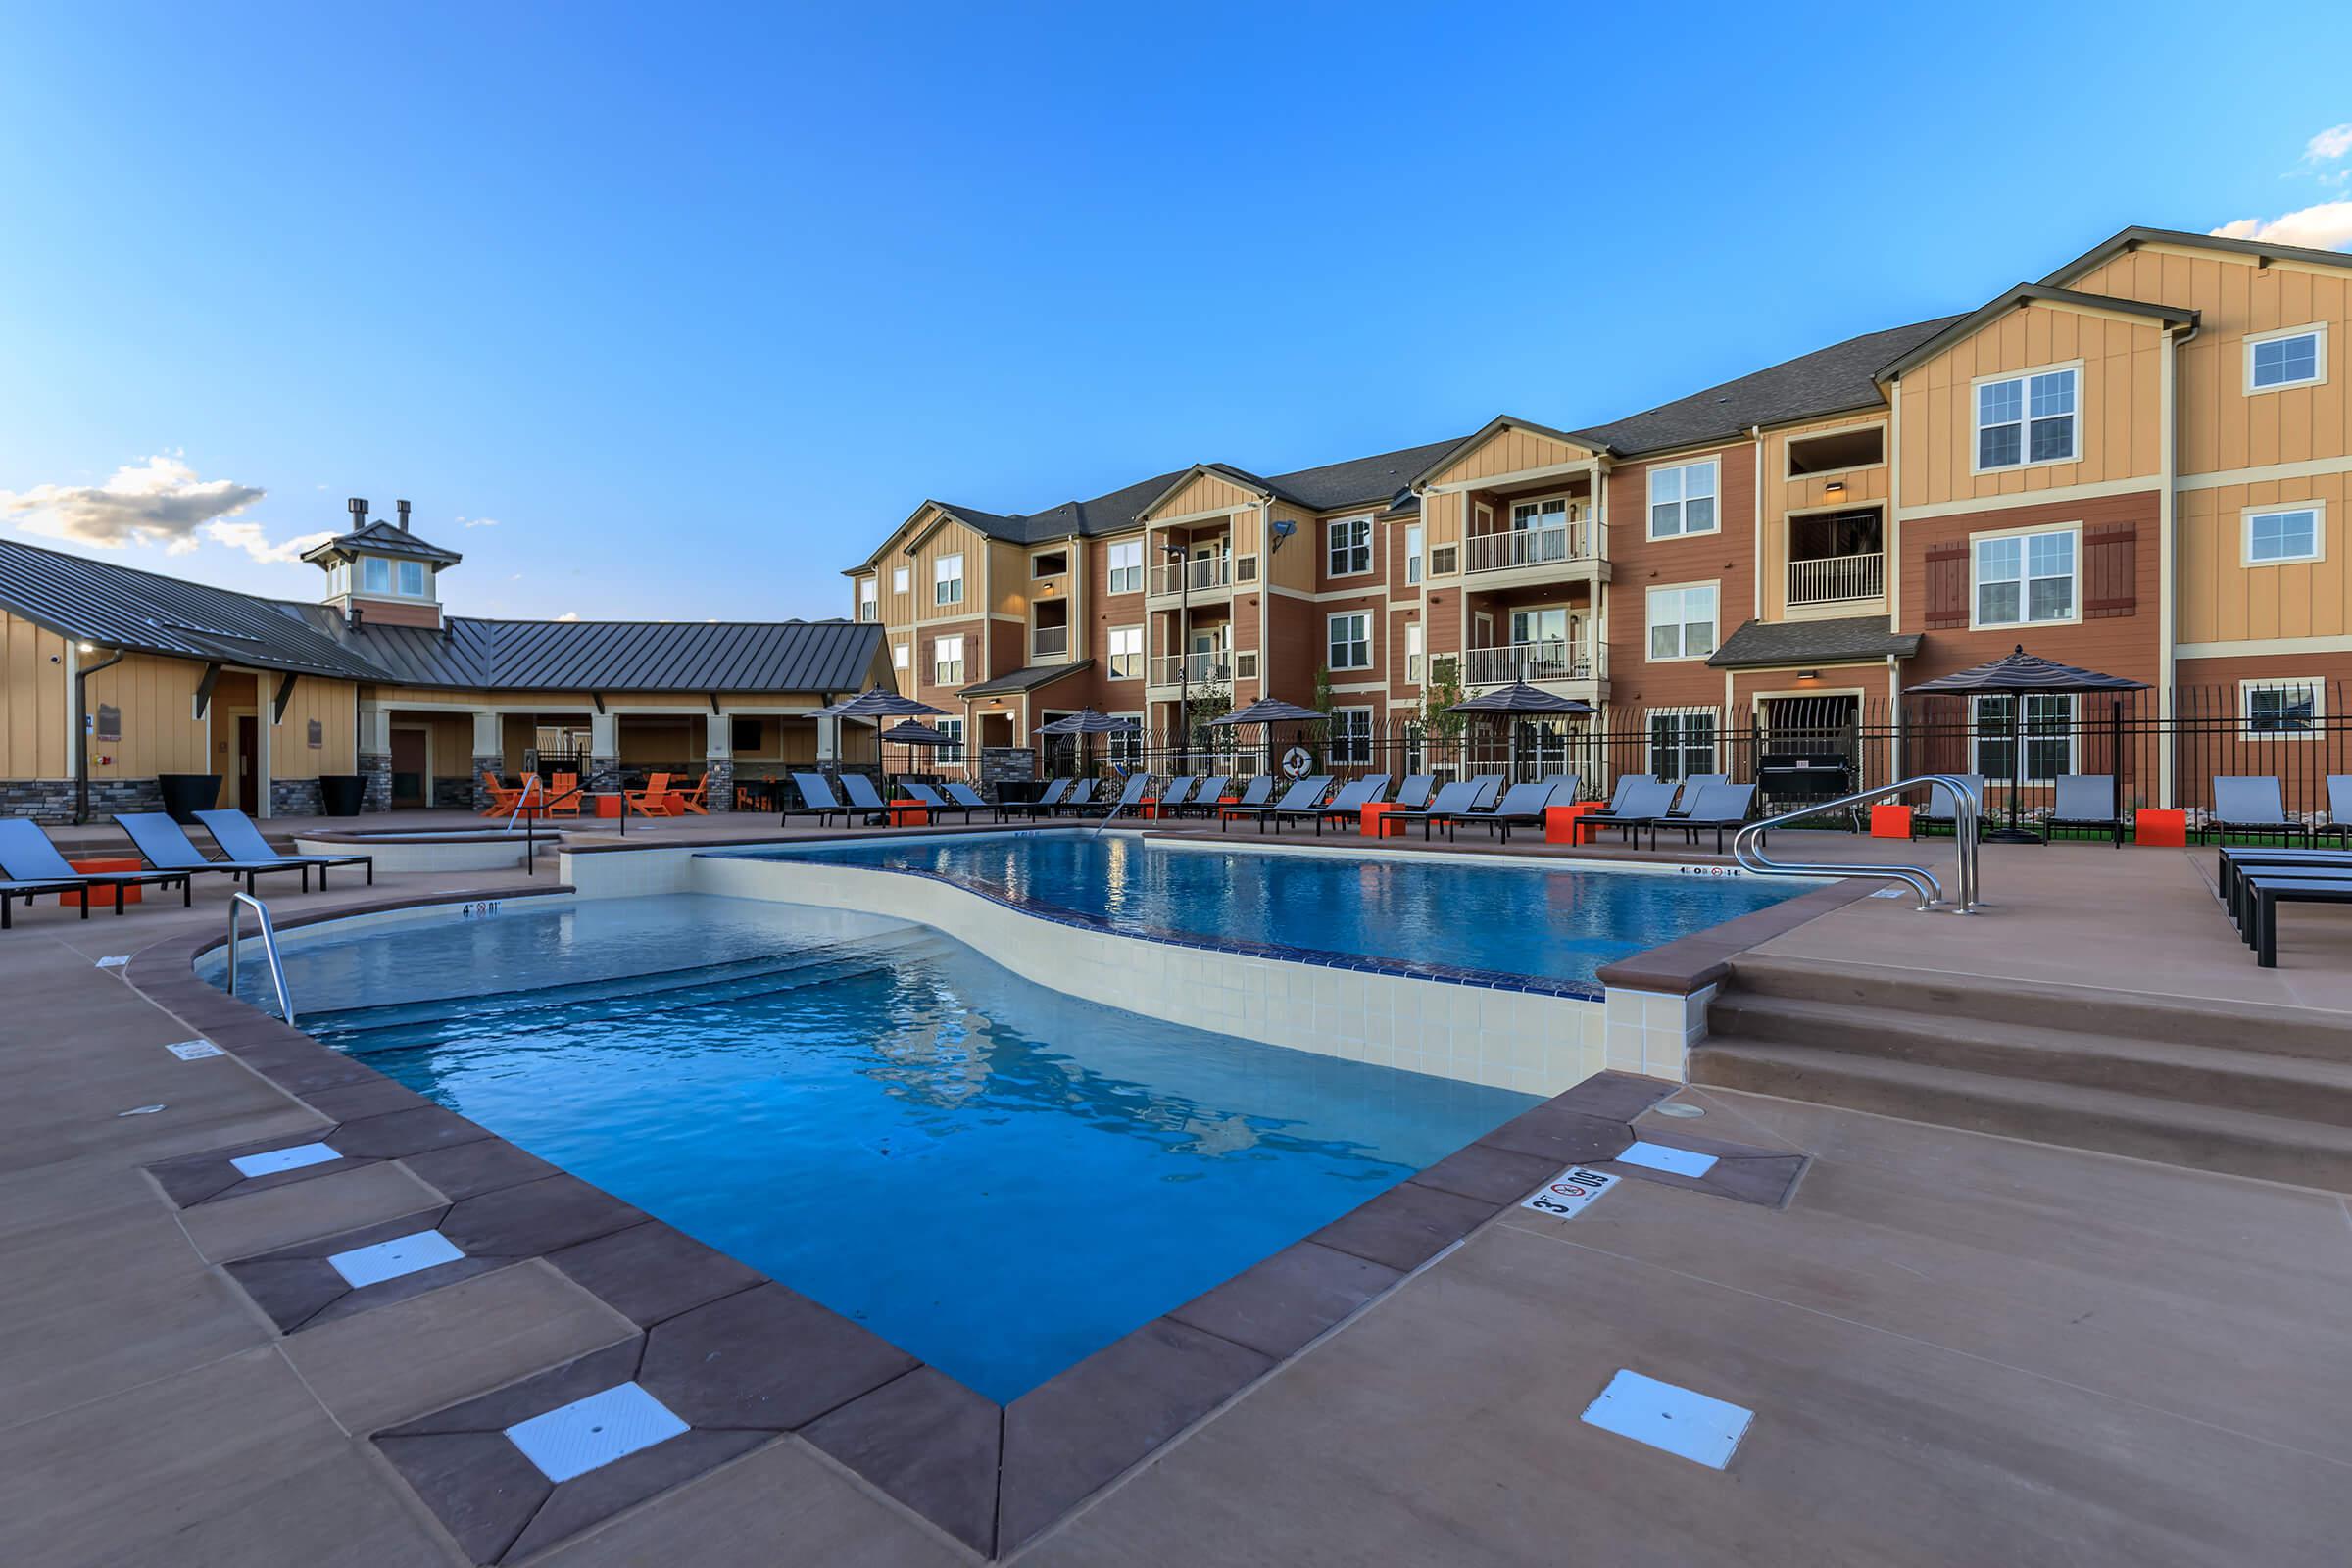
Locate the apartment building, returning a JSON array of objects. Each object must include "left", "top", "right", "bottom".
[{"left": 856, "top": 224, "right": 2350, "bottom": 804}]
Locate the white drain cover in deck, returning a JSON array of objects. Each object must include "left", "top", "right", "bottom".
[
  {"left": 506, "top": 1383, "right": 690, "bottom": 1483},
  {"left": 1616, "top": 1141, "right": 1718, "bottom": 1178},
  {"left": 1582, "top": 1369, "right": 1752, "bottom": 1469},
  {"left": 328, "top": 1229, "right": 465, "bottom": 1289},
  {"left": 229, "top": 1142, "right": 341, "bottom": 1178}
]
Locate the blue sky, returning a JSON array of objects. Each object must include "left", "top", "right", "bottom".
[{"left": 4, "top": 2, "right": 2349, "bottom": 623}]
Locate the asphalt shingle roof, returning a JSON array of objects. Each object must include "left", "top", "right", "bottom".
[
  {"left": 958, "top": 659, "right": 1096, "bottom": 697},
  {"left": 1706, "top": 614, "right": 1922, "bottom": 669}
]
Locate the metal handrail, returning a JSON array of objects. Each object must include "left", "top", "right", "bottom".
[
  {"left": 226, "top": 892, "right": 297, "bottom": 1025},
  {"left": 1732, "top": 774, "right": 1982, "bottom": 913}
]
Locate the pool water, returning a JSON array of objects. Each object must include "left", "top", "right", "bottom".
[
  {"left": 253, "top": 895, "right": 1537, "bottom": 1402},
  {"left": 729, "top": 832, "right": 1803, "bottom": 991}
]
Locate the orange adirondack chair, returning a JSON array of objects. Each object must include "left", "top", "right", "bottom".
[
  {"left": 670, "top": 775, "right": 710, "bottom": 815},
  {"left": 545, "top": 771, "right": 583, "bottom": 816},
  {"left": 478, "top": 770, "right": 525, "bottom": 816},
  {"left": 623, "top": 772, "right": 673, "bottom": 817}
]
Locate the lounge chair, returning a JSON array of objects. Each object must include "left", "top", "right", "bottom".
[
  {"left": 2, "top": 877, "right": 87, "bottom": 930},
  {"left": 2045, "top": 774, "right": 2124, "bottom": 847},
  {"left": 1221, "top": 775, "right": 1330, "bottom": 832},
  {"left": 115, "top": 812, "right": 318, "bottom": 895},
  {"left": 197, "top": 809, "right": 373, "bottom": 887},
  {"left": 476, "top": 770, "right": 525, "bottom": 817},
  {"left": 943, "top": 782, "right": 994, "bottom": 819},
  {"left": 1392, "top": 774, "right": 1437, "bottom": 810},
  {"left": 1214, "top": 776, "right": 1275, "bottom": 821},
  {"left": 1051, "top": 778, "right": 1102, "bottom": 816},
  {"left": 623, "top": 772, "right": 674, "bottom": 818},
  {"left": 0, "top": 819, "right": 194, "bottom": 917},
  {"left": 1469, "top": 775, "right": 1504, "bottom": 808},
  {"left": 1156, "top": 777, "right": 1200, "bottom": 814},
  {"left": 1001, "top": 778, "right": 1073, "bottom": 820},
  {"left": 1592, "top": 775, "right": 1651, "bottom": 819},
  {"left": 1274, "top": 773, "right": 1390, "bottom": 835},
  {"left": 780, "top": 772, "right": 850, "bottom": 828},
  {"left": 1672, "top": 783, "right": 1759, "bottom": 855},
  {"left": 545, "top": 771, "right": 583, "bottom": 816},
  {"left": 2317, "top": 776, "right": 2352, "bottom": 845},
  {"left": 1178, "top": 775, "right": 1232, "bottom": 817},
  {"left": 1435, "top": 779, "right": 1564, "bottom": 844},
  {"left": 1912, "top": 775, "right": 1986, "bottom": 840},
  {"left": 669, "top": 775, "right": 710, "bottom": 815},
  {"left": 898, "top": 781, "right": 979, "bottom": 825},
  {"left": 1579, "top": 778, "right": 1681, "bottom": 846},
  {"left": 1384, "top": 778, "right": 1486, "bottom": 839},
  {"left": 2214, "top": 845, "right": 2352, "bottom": 919},
  {"left": 2228, "top": 866, "right": 2352, "bottom": 967},
  {"left": 2207, "top": 776, "right": 2310, "bottom": 846},
  {"left": 1091, "top": 773, "right": 1154, "bottom": 818},
  {"left": 837, "top": 772, "right": 892, "bottom": 823}
]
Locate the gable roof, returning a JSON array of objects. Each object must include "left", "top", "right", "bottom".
[
  {"left": 1571, "top": 317, "right": 1962, "bottom": 459},
  {"left": 1407, "top": 416, "right": 1604, "bottom": 489},
  {"left": 2041, "top": 224, "right": 2352, "bottom": 290},
  {"left": 1706, "top": 614, "right": 1921, "bottom": 669},
  {"left": 1875, "top": 284, "right": 2198, "bottom": 382},
  {"left": 297, "top": 518, "right": 464, "bottom": 569}
]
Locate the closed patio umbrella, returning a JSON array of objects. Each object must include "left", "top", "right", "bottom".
[
  {"left": 1446, "top": 681, "right": 1596, "bottom": 783},
  {"left": 877, "top": 718, "right": 955, "bottom": 781},
  {"left": 1207, "top": 696, "right": 1328, "bottom": 780},
  {"left": 817, "top": 687, "right": 949, "bottom": 776},
  {"left": 1036, "top": 708, "right": 1142, "bottom": 775},
  {"left": 1905, "top": 645, "right": 2146, "bottom": 843}
]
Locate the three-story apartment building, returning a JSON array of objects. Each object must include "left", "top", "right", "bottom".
[{"left": 849, "top": 225, "right": 2352, "bottom": 805}]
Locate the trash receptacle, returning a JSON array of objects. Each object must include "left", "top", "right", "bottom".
[
  {"left": 155, "top": 773, "right": 221, "bottom": 825},
  {"left": 318, "top": 774, "right": 366, "bottom": 816}
]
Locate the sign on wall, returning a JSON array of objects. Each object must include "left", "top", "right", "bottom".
[
  {"left": 307, "top": 719, "right": 323, "bottom": 750},
  {"left": 95, "top": 704, "right": 122, "bottom": 742}
]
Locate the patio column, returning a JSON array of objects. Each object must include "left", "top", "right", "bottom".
[
  {"left": 358, "top": 703, "right": 392, "bottom": 813},
  {"left": 588, "top": 711, "right": 621, "bottom": 797},
  {"left": 469, "top": 710, "right": 503, "bottom": 810},
  {"left": 705, "top": 711, "right": 734, "bottom": 812}
]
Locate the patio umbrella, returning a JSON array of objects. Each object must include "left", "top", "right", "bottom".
[
  {"left": 816, "top": 687, "right": 949, "bottom": 774},
  {"left": 877, "top": 718, "right": 955, "bottom": 780},
  {"left": 1035, "top": 708, "right": 1142, "bottom": 775},
  {"left": 1207, "top": 696, "right": 1328, "bottom": 779},
  {"left": 1445, "top": 681, "right": 1595, "bottom": 782},
  {"left": 1905, "top": 645, "right": 2147, "bottom": 843}
]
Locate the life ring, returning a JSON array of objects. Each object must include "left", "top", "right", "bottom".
[{"left": 1280, "top": 745, "right": 1313, "bottom": 778}]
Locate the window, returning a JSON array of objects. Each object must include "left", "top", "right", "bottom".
[
  {"left": 1405, "top": 621, "right": 1424, "bottom": 683},
  {"left": 729, "top": 717, "right": 764, "bottom": 755},
  {"left": 934, "top": 554, "right": 964, "bottom": 606},
  {"left": 1645, "top": 584, "right": 1718, "bottom": 661},
  {"left": 1972, "top": 694, "right": 2074, "bottom": 783},
  {"left": 1976, "top": 366, "right": 2078, "bottom": 469},
  {"left": 1329, "top": 708, "right": 1373, "bottom": 765},
  {"left": 1106, "top": 539, "right": 1143, "bottom": 594},
  {"left": 1647, "top": 460, "right": 1718, "bottom": 538},
  {"left": 1974, "top": 526, "right": 2077, "bottom": 626},
  {"left": 1106, "top": 715, "right": 1144, "bottom": 768},
  {"left": 858, "top": 577, "right": 878, "bottom": 619},
  {"left": 1429, "top": 543, "right": 1458, "bottom": 576},
  {"left": 1107, "top": 625, "right": 1143, "bottom": 679},
  {"left": 2243, "top": 680, "right": 2324, "bottom": 738},
  {"left": 935, "top": 717, "right": 966, "bottom": 762},
  {"left": 1649, "top": 711, "right": 1718, "bottom": 779},
  {"left": 2247, "top": 324, "right": 2326, "bottom": 392},
  {"left": 2244, "top": 504, "right": 2324, "bottom": 565},
  {"left": 1514, "top": 496, "right": 1570, "bottom": 531},
  {"left": 362, "top": 557, "right": 390, "bottom": 593},
  {"left": 1328, "top": 612, "right": 1373, "bottom": 670},
  {"left": 892, "top": 641, "right": 909, "bottom": 671},
  {"left": 932, "top": 634, "right": 964, "bottom": 685},
  {"left": 1235, "top": 650, "right": 1259, "bottom": 680},
  {"left": 1404, "top": 524, "right": 1424, "bottom": 585},
  {"left": 892, "top": 565, "right": 909, "bottom": 594},
  {"left": 397, "top": 560, "right": 425, "bottom": 597},
  {"left": 1327, "top": 515, "right": 1372, "bottom": 577},
  {"left": 1786, "top": 425, "right": 1885, "bottom": 477},
  {"left": 1033, "top": 549, "right": 1067, "bottom": 578}
]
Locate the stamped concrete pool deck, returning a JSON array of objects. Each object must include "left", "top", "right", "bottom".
[{"left": 3, "top": 827, "right": 2348, "bottom": 1564}]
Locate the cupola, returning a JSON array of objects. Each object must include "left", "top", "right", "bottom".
[{"left": 301, "top": 497, "right": 464, "bottom": 629}]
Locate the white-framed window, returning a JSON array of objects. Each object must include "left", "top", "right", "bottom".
[
  {"left": 1515, "top": 495, "right": 1572, "bottom": 532},
  {"left": 1106, "top": 538, "right": 1144, "bottom": 595},
  {"left": 1647, "top": 460, "right": 1718, "bottom": 539},
  {"left": 1106, "top": 713, "right": 1145, "bottom": 768},
  {"left": 2242, "top": 502, "right": 2325, "bottom": 566},
  {"left": 1973, "top": 525, "right": 2078, "bottom": 627},
  {"left": 892, "top": 641, "right": 909, "bottom": 671},
  {"left": 1972, "top": 694, "right": 2074, "bottom": 783},
  {"left": 935, "top": 716, "right": 966, "bottom": 762},
  {"left": 2242, "top": 679, "right": 2324, "bottom": 738},
  {"left": 1649, "top": 710, "right": 1718, "bottom": 779},
  {"left": 932, "top": 633, "right": 964, "bottom": 685},
  {"left": 1403, "top": 523, "right": 1424, "bottom": 585},
  {"left": 1107, "top": 624, "right": 1143, "bottom": 679},
  {"left": 361, "top": 557, "right": 390, "bottom": 593},
  {"left": 397, "top": 560, "right": 425, "bottom": 596},
  {"left": 1328, "top": 612, "right": 1373, "bottom": 670},
  {"left": 1327, "top": 515, "right": 1372, "bottom": 577},
  {"left": 2246, "top": 323, "right": 2327, "bottom": 393},
  {"left": 1405, "top": 620, "right": 1425, "bottom": 683},
  {"left": 1329, "top": 707, "right": 1373, "bottom": 765},
  {"left": 934, "top": 553, "right": 965, "bottom": 606},
  {"left": 1645, "top": 583, "right": 1718, "bottom": 662},
  {"left": 1975, "top": 365, "right": 2079, "bottom": 470},
  {"left": 892, "top": 565, "right": 909, "bottom": 594},
  {"left": 858, "top": 576, "right": 878, "bottom": 619}
]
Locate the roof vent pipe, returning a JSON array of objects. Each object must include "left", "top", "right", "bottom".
[
  {"left": 396, "top": 499, "right": 411, "bottom": 532},
  {"left": 348, "top": 497, "right": 368, "bottom": 529}
]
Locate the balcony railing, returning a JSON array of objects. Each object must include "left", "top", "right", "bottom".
[
  {"left": 1032, "top": 625, "right": 1068, "bottom": 658},
  {"left": 1150, "top": 651, "right": 1232, "bottom": 687},
  {"left": 1788, "top": 551, "right": 1885, "bottom": 607},
  {"left": 1464, "top": 520, "right": 1593, "bottom": 574},
  {"left": 858, "top": 601, "right": 880, "bottom": 621},
  {"left": 1150, "top": 555, "right": 1234, "bottom": 596},
  {"left": 1461, "top": 639, "right": 1602, "bottom": 687}
]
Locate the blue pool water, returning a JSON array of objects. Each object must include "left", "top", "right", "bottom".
[
  {"left": 728, "top": 832, "right": 1803, "bottom": 991},
  {"left": 248, "top": 895, "right": 1537, "bottom": 1402}
]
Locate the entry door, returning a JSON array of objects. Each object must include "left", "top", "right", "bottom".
[
  {"left": 389, "top": 729, "right": 427, "bottom": 808},
  {"left": 236, "top": 716, "right": 259, "bottom": 812}
]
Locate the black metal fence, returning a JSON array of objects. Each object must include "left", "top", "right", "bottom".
[{"left": 1022, "top": 683, "right": 2351, "bottom": 827}]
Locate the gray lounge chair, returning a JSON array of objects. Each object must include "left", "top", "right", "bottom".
[
  {"left": 2207, "top": 776, "right": 2309, "bottom": 846},
  {"left": 115, "top": 812, "right": 315, "bottom": 895},
  {"left": 1087, "top": 774, "right": 1154, "bottom": 818},
  {"left": 1674, "top": 782, "right": 1759, "bottom": 854},
  {"left": 837, "top": 773, "right": 892, "bottom": 822},
  {"left": 1276, "top": 773, "right": 1390, "bottom": 835},
  {"left": 1156, "top": 777, "right": 1200, "bottom": 813},
  {"left": 1001, "top": 778, "right": 1072, "bottom": 820},
  {"left": 898, "top": 781, "right": 978, "bottom": 824},
  {"left": 1209, "top": 776, "right": 1274, "bottom": 819},
  {"left": 780, "top": 773, "right": 849, "bottom": 828},
  {"left": 1430, "top": 779, "right": 1560, "bottom": 843},
  {"left": 2230, "top": 867, "right": 2352, "bottom": 967},
  {"left": 2045, "top": 774, "right": 2124, "bottom": 847},
  {"left": 1392, "top": 774, "right": 1437, "bottom": 810},
  {"left": 1580, "top": 778, "right": 1680, "bottom": 846},
  {"left": 1051, "top": 777, "right": 1102, "bottom": 816},
  {"left": 198, "top": 809, "right": 373, "bottom": 886},
  {"left": 2318, "top": 775, "right": 2352, "bottom": 845},
  {"left": 1386, "top": 778, "right": 1485, "bottom": 839},
  {"left": 1175, "top": 775, "right": 1231, "bottom": 817},
  {"left": 0, "top": 818, "right": 195, "bottom": 916},
  {"left": 1470, "top": 774, "right": 1504, "bottom": 808},
  {"left": 1913, "top": 775, "right": 1985, "bottom": 839},
  {"left": 2, "top": 876, "right": 87, "bottom": 930},
  {"left": 1222, "top": 775, "right": 1330, "bottom": 832},
  {"left": 943, "top": 782, "right": 993, "bottom": 818}
]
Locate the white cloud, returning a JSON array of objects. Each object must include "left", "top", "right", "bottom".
[
  {"left": 1, "top": 453, "right": 266, "bottom": 550},
  {"left": 2210, "top": 200, "right": 2352, "bottom": 252},
  {"left": 459, "top": 514, "right": 500, "bottom": 529},
  {"left": 204, "top": 519, "right": 337, "bottom": 565},
  {"left": 2305, "top": 123, "right": 2352, "bottom": 163},
  {"left": 554, "top": 611, "right": 581, "bottom": 622}
]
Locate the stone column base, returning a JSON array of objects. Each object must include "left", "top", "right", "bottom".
[
  {"left": 359, "top": 752, "right": 393, "bottom": 813},
  {"left": 0, "top": 777, "right": 165, "bottom": 824},
  {"left": 706, "top": 758, "right": 734, "bottom": 812},
  {"left": 270, "top": 777, "right": 324, "bottom": 817},
  {"left": 586, "top": 758, "right": 621, "bottom": 796}
]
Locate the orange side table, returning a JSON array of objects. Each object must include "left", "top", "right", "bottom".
[
  {"left": 61, "top": 857, "right": 142, "bottom": 906},
  {"left": 1216, "top": 795, "right": 1245, "bottom": 821},
  {"left": 2134, "top": 808, "right": 2187, "bottom": 848},
  {"left": 1361, "top": 802, "right": 1403, "bottom": 838},
  {"left": 1869, "top": 804, "right": 1913, "bottom": 839},
  {"left": 1545, "top": 802, "right": 1600, "bottom": 844},
  {"left": 1138, "top": 797, "right": 1159, "bottom": 820},
  {"left": 887, "top": 801, "right": 930, "bottom": 828}
]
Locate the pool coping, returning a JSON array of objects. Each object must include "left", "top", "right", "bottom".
[{"left": 119, "top": 885, "right": 1688, "bottom": 1562}]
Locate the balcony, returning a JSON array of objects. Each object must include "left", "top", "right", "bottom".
[
  {"left": 1461, "top": 639, "right": 1604, "bottom": 688},
  {"left": 1149, "top": 553, "right": 1234, "bottom": 601},
  {"left": 1148, "top": 651, "right": 1232, "bottom": 690},
  {"left": 1031, "top": 625, "right": 1068, "bottom": 659},
  {"left": 1463, "top": 520, "right": 1600, "bottom": 583},
  {"left": 1788, "top": 551, "right": 1885, "bottom": 608}
]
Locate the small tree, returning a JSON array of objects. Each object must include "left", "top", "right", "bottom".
[{"left": 1419, "top": 660, "right": 1467, "bottom": 774}]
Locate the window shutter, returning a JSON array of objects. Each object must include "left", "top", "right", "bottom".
[
  {"left": 1924, "top": 541, "right": 1969, "bottom": 629},
  {"left": 2084, "top": 522, "right": 2137, "bottom": 618}
]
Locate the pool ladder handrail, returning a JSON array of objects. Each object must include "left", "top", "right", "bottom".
[
  {"left": 1731, "top": 774, "right": 1982, "bottom": 914},
  {"left": 225, "top": 891, "right": 298, "bottom": 1025}
]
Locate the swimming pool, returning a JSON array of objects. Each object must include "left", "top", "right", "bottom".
[
  {"left": 238, "top": 895, "right": 1536, "bottom": 1401},
  {"left": 721, "top": 832, "right": 1803, "bottom": 993}
]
